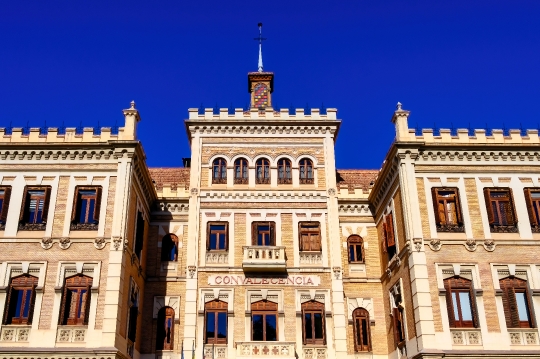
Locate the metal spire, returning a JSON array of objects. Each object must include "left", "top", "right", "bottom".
[{"left": 254, "top": 22, "right": 266, "bottom": 72}]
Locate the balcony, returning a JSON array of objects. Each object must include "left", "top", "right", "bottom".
[
  {"left": 242, "top": 246, "right": 286, "bottom": 272},
  {"left": 450, "top": 328, "right": 482, "bottom": 346},
  {"left": 56, "top": 326, "right": 87, "bottom": 343},
  {"left": 236, "top": 341, "right": 295, "bottom": 358},
  {"left": 0, "top": 325, "right": 31, "bottom": 342},
  {"left": 509, "top": 329, "right": 539, "bottom": 345}
]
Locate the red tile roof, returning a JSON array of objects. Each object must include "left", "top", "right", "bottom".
[
  {"left": 336, "top": 169, "right": 379, "bottom": 192},
  {"left": 148, "top": 167, "right": 190, "bottom": 191}
]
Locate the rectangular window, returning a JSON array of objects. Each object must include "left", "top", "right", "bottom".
[
  {"left": 71, "top": 186, "right": 102, "bottom": 230},
  {"left": 524, "top": 188, "right": 540, "bottom": 233},
  {"left": 348, "top": 236, "right": 364, "bottom": 263},
  {"left": 500, "top": 277, "right": 533, "bottom": 328},
  {"left": 19, "top": 186, "right": 51, "bottom": 231},
  {"left": 207, "top": 222, "right": 228, "bottom": 251},
  {"left": 252, "top": 222, "right": 276, "bottom": 246},
  {"left": 431, "top": 188, "right": 464, "bottom": 232},
  {"left": 4, "top": 275, "right": 38, "bottom": 325},
  {"left": 59, "top": 275, "right": 92, "bottom": 326},
  {"left": 484, "top": 188, "right": 518, "bottom": 232},
  {"left": 383, "top": 213, "right": 396, "bottom": 262},
  {"left": 0, "top": 186, "right": 12, "bottom": 230},
  {"left": 134, "top": 211, "right": 145, "bottom": 260},
  {"left": 251, "top": 300, "right": 278, "bottom": 341},
  {"left": 302, "top": 301, "right": 325, "bottom": 345},
  {"left": 299, "top": 222, "right": 321, "bottom": 252},
  {"left": 444, "top": 276, "right": 477, "bottom": 328}
]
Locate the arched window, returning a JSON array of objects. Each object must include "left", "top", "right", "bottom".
[
  {"left": 212, "top": 158, "right": 227, "bottom": 184},
  {"left": 251, "top": 300, "right": 278, "bottom": 341},
  {"left": 500, "top": 277, "right": 533, "bottom": 328},
  {"left": 277, "top": 158, "right": 292, "bottom": 184},
  {"left": 3, "top": 275, "right": 38, "bottom": 325},
  {"left": 205, "top": 300, "right": 228, "bottom": 344},
  {"left": 156, "top": 307, "right": 175, "bottom": 350},
  {"left": 161, "top": 234, "right": 179, "bottom": 262},
  {"left": 59, "top": 275, "right": 93, "bottom": 325},
  {"left": 444, "top": 276, "right": 478, "bottom": 328},
  {"left": 347, "top": 235, "right": 364, "bottom": 263},
  {"left": 256, "top": 159, "right": 270, "bottom": 184},
  {"left": 352, "top": 308, "right": 371, "bottom": 352},
  {"left": 299, "top": 158, "right": 314, "bottom": 184},
  {"left": 302, "top": 301, "right": 325, "bottom": 345},
  {"left": 234, "top": 158, "right": 249, "bottom": 184}
]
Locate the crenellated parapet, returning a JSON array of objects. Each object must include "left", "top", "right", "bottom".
[
  {"left": 406, "top": 128, "right": 540, "bottom": 144},
  {"left": 187, "top": 107, "right": 337, "bottom": 120}
]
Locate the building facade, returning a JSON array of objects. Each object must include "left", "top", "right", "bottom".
[{"left": 0, "top": 69, "right": 540, "bottom": 359}]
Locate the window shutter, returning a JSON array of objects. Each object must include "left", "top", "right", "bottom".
[
  {"left": 270, "top": 222, "right": 275, "bottom": 246},
  {"left": 0, "top": 187, "right": 11, "bottom": 223},
  {"left": 386, "top": 213, "right": 395, "bottom": 247},
  {"left": 41, "top": 186, "right": 52, "bottom": 223},
  {"left": 507, "top": 188, "right": 517, "bottom": 226},
  {"left": 381, "top": 223, "right": 388, "bottom": 253},
  {"left": 470, "top": 286, "right": 479, "bottom": 328},
  {"left": 84, "top": 287, "right": 92, "bottom": 325},
  {"left": 444, "top": 280, "right": 456, "bottom": 328},
  {"left": 71, "top": 187, "right": 80, "bottom": 222},
  {"left": 225, "top": 222, "right": 230, "bottom": 251},
  {"left": 251, "top": 222, "right": 257, "bottom": 245},
  {"left": 524, "top": 189, "right": 538, "bottom": 227},
  {"left": 27, "top": 285, "right": 37, "bottom": 325},
  {"left": 206, "top": 222, "right": 211, "bottom": 250},
  {"left": 454, "top": 188, "right": 464, "bottom": 225},
  {"left": 19, "top": 186, "right": 29, "bottom": 223},
  {"left": 93, "top": 186, "right": 102, "bottom": 222},
  {"left": 431, "top": 188, "right": 443, "bottom": 225},
  {"left": 128, "top": 306, "right": 138, "bottom": 342},
  {"left": 59, "top": 285, "right": 69, "bottom": 325},
  {"left": 301, "top": 307, "right": 307, "bottom": 345},
  {"left": 507, "top": 286, "right": 520, "bottom": 328},
  {"left": 3, "top": 284, "right": 13, "bottom": 324},
  {"left": 483, "top": 188, "right": 495, "bottom": 225},
  {"left": 392, "top": 307, "right": 401, "bottom": 344},
  {"left": 314, "top": 231, "right": 322, "bottom": 252}
]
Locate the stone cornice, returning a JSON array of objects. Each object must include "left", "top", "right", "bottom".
[{"left": 198, "top": 190, "right": 328, "bottom": 202}]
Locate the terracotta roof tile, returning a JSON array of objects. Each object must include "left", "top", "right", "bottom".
[
  {"left": 336, "top": 169, "right": 379, "bottom": 193},
  {"left": 148, "top": 167, "right": 190, "bottom": 191}
]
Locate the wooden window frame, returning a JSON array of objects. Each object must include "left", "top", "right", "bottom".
[
  {"left": 156, "top": 307, "right": 175, "bottom": 350},
  {"left": 207, "top": 222, "right": 229, "bottom": 251},
  {"left": 255, "top": 159, "right": 270, "bottom": 184},
  {"left": 500, "top": 277, "right": 534, "bottom": 328},
  {"left": 352, "top": 308, "right": 371, "bottom": 352},
  {"left": 251, "top": 300, "right": 278, "bottom": 341},
  {"left": 302, "top": 300, "right": 326, "bottom": 345},
  {"left": 524, "top": 188, "right": 540, "bottom": 233},
  {"left": 212, "top": 158, "right": 227, "bottom": 184},
  {"left": 19, "top": 186, "right": 51, "bottom": 231},
  {"left": 0, "top": 186, "right": 12, "bottom": 230},
  {"left": 277, "top": 158, "right": 292, "bottom": 185},
  {"left": 234, "top": 158, "right": 249, "bottom": 184},
  {"left": 204, "top": 300, "right": 228, "bottom": 344},
  {"left": 161, "top": 234, "right": 179, "bottom": 262},
  {"left": 3, "top": 275, "right": 38, "bottom": 325},
  {"left": 444, "top": 276, "right": 478, "bottom": 328},
  {"left": 251, "top": 222, "right": 276, "bottom": 246},
  {"left": 299, "top": 158, "right": 314, "bottom": 184},
  {"left": 134, "top": 211, "right": 145, "bottom": 261},
  {"left": 299, "top": 222, "right": 321, "bottom": 252},
  {"left": 347, "top": 235, "right": 364, "bottom": 263},
  {"left": 431, "top": 187, "right": 464, "bottom": 232},
  {"left": 70, "top": 186, "right": 102, "bottom": 231},
  {"left": 382, "top": 212, "right": 396, "bottom": 262},
  {"left": 484, "top": 188, "right": 518, "bottom": 233},
  {"left": 59, "top": 275, "right": 92, "bottom": 326}
]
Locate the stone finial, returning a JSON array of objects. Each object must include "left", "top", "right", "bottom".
[
  {"left": 120, "top": 100, "right": 141, "bottom": 141},
  {"left": 391, "top": 101, "right": 411, "bottom": 142},
  {"left": 396, "top": 102, "right": 402, "bottom": 111},
  {"left": 130, "top": 100, "right": 136, "bottom": 109}
]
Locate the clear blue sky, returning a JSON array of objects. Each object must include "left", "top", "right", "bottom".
[{"left": 1, "top": 1, "right": 539, "bottom": 169}]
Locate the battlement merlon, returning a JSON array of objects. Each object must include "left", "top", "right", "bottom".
[
  {"left": 187, "top": 107, "right": 338, "bottom": 120},
  {"left": 391, "top": 102, "right": 540, "bottom": 145}
]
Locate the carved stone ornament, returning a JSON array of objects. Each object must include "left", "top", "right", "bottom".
[
  {"left": 188, "top": 265, "right": 196, "bottom": 279},
  {"left": 327, "top": 188, "right": 336, "bottom": 196},
  {"left": 190, "top": 188, "right": 199, "bottom": 196},
  {"left": 396, "top": 257, "right": 402, "bottom": 267},
  {"left": 386, "top": 268, "right": 392, "bottom": 278},
  {"left": 112, "top": 236, "right": 122, "bottom": 250},
  {"left": 429, "top": 238, "right": 442, "bottom": 251},
  {"left": 413, "top": 238, "right": 423, "bottom": 252},
  {"left": 41, "top": 237, "right": 53, "bottom": 250},
  {"left": 94, "top": 237, "right": 106, "bottom": 250},
  {"left": 124, "top": 239, "right": 129, "bottom": 253},
  {"left": 332, "top": 267, "right": 342, "bottom": 280},
  {"left": 483, "top": 238, "right": 496, "bottom": 252},
  {"left": 464, "top": 238, "right": 477, "bottom": 252},
  {"left": 59, "top": 237, "right": 71, "bottom": 250}
]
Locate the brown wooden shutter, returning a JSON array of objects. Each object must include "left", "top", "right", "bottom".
[
  {"left": 71, "top": 186, "right": 80, "bottom": 222},
  {"left": 225, "top": 222, "right": 230, "bottom": 251},
  {"left": 444, "top": 279, "right": 456, "bottom": 328},
  {"left": 386, "top": 213, "right": 395, "bottom": 247},
  {"left": 83, "top": 286, "right": 92, "bottom": 325},
  {"left": 507, "top": 188, "right": 517, "bottom": 225},
  {"left": 3, "top": 283, "right": 13, "bottom": 324},
  {"left": 314, "top": 226, "right": 322, "bottom": 251},
  {"left": 431, "top": 188, "right": 443, "bottom": 225},
  {"left": 454, "top": 188, "right": 464, "bottom": 225},
  {"left": 470, "top": 286, "right": 479, "bottom": 328},
  {"left": 251, "top": 222, "right": 257, "bottom": 245},
  {"left": 207, "top": 222, "right": 211, "bottom": 250},
  {"left": 41, "top": 186, "right": 52, "bottom": 223},
  {"left": 381, "top": 223, "right": 387, "bottom": 253},
  {"left": 0, "top": 187, "right": 11, "bottom": 223},
  {"left": 507, "top": 286, "right": 520, "bottom": 328},
  {"left": 270, "top": 222, "right": 275, "bottom": 246},
  {"left": 524, "top": 189, "right": 538, "bottom": 226},
  {"left": 484, "top": 188, "right": 495, "bottom": 224},
  {"left": 19, "top": 186, "right": 29, "bottom": 223},
  {"left": 392, "top": 307, "right": 401, "bottom": 344},
  {"left": 59, "top": 284, "right": 69, "bottom": 325},
  {"left": 93, "top": 186, "right": 102, "bottom": 222},
  {"left": 27, "top": 285, "right": 37, "bottom": 325}
]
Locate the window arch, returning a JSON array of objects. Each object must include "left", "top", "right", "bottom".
[
  {"left": 234, "top": 158, "right": 249, "bottom": 184},
  {"left": 352, "top": 308, "right": 371, "bottom": 352},
  {"left": 302, "top": 300, "right": 325, "bottom": 345},
  {"left": 251, "top": 300, "right": 278, "bottom": 341},
  {"left": 161, "top": 234, "right": 179, "bottom": 262},
  {"left": 347, "top": 235, "right": 364, "bottom": 263},
  {"left": 3, "top": 274, "right": 38, "bottom": 325},
  {"left": 156, "top": 307, "right": 175, "bottom": 350},
  {"left": 277, "top": 158, "right": 292, "bottom": 184},
  {"left": 444, "top": 276, "right": 478, "bottom": 328},
  {"left": 212, "top": 158, "right": 227, "bottom": 184},
  {"left": 500, "top": 276, "right": 533, "bottom": 328},
  {"left": 256, "top": 159, "right": 270, "bottom": 184},
  {"left": 299, "top": 158, "right": 314, "bottom": 184},
  {"left": 205, "top": 300, "right": 228, "bottom": 344},
  {"left": 59, "top": 275, "right": 93, "bottom": 325}
]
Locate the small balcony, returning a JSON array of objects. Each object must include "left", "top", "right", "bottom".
[
  {"left": 56, "top": 326, "right": 87, "bottom": 343},
  {"left": 0, "top": 325, "right": 31, "bottom": 342},
  {"left": 242, "top": 246, "right": 286, "bottom": 272},
  {"left": 236, "top": 341, "right": 295, "bottom": 358}
]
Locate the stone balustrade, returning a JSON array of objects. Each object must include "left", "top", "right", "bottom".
[
  {"left": 206, "top": 251, "right": 229, "bottom": 264},
  {"left": 56, "top": 326, "right": 87, "bottom": 343},
  {"left": 242, "top": 246, "right": 286, "bottom": 272},
  {"left": 0, "top": 326, "right": 30, "bottom": 342},
  {"left": 509, "top": 330, "right": 538, "bottom": 345},
  {"left": 303, "top": 347, "right": 327, "bottom": 359},
  {"left": 450, "top": 328, "right": 482, "bottom": 345},
  {"left": 299, "top": 252, "right": 323, "bottom": 265},
  {"left": 236, "top": 341, "right": 295, "bottom": 358},
  {"left": 203, "top": 344, "right": 227, "bottom": 358}
]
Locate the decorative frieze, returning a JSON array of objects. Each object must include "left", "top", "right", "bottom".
[{"left": 236, "top": 341, "right": 295, "bottom": 358}]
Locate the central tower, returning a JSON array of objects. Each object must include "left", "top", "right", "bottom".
[{"left": 249, "top": 22, "right": 274, "bottom": 109}]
